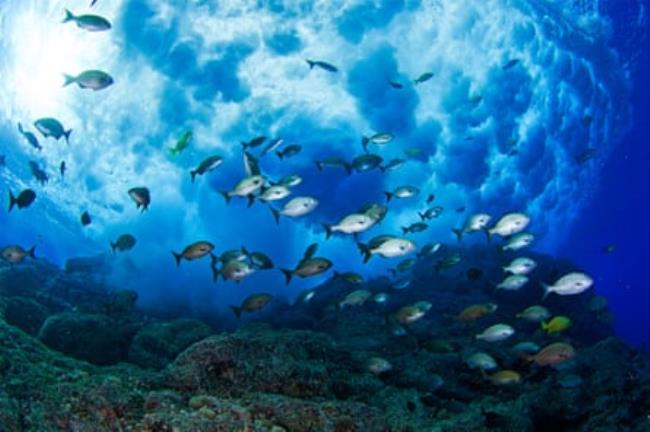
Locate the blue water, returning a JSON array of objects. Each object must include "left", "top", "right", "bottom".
[{"left": 0, "top": 0, "right": 648, "bottom": 345}]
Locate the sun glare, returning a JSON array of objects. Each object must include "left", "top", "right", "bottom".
[{"left": 6, "top": 4, "right": 99, "bottom": 118}]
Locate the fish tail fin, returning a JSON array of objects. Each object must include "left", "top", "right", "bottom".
[
  {"left": 332, "top": 271, "right": 340, "bottom": 280},
  {"left": 322, "top": 223, "right": 333, "bottom": 240},
  {"left": 63, "top": 129, "right": 72, "bottom": 144},
  {"left": 384, "top": 192, "right": 393, "bottom": 202},
  {"left": 230, "top": 306, "right": 242, "bottom": 319},
  {"left": 357, "top": 242, "right": 372, "bottom": 263},
  {"left": 63, "top": 74, "right": 76, "bottom": 87},
  {"left": 344, "top": 163, "right": 352, "bottom": 175},
  {"left": 452, "top": 228, "right": 463, "bottom": 242},
  {"left": 247, "top": 194, "right": 255, "bottom": 208},
  {"left": 190, "top": 170, "right": 197, "bottom": 183},
  {"left": 306, "top": 59, "right": 316, "bottom": 69},
  {"left": 168, "top": 147, "right": 179, "bottom": 156},
  {"left": 110, "top": 242, "right": 117, "bottom": 253},
  {"left": 172, "top": 251, "right": 182, "bottom": 267},
  {"left": 280, "top": 268, "right": 293, "bottom": 285},
  {"left": 315, "top": 161, "right": 323, "bottom": 171},
  {"left": 27, "top": 245, "right": 36, "bottom": 259},
  {"left": 276, "top": 151, "right": 284, "bottom": 159},
  {"left": 8, "top": 191, "right": 16, "bottom": 212},
  {"left": 219, "top": 191, "right": 231, "bottom": 204},
  {"left": 270, "top": 207, "right": 280, "bottom": 225},
  {"left": 401, "top": 226, "right": 409, "bottom": 235},
  {"left": 62, "top": 9, "right": 75, "bottom": 23},
  {"left": 17, "top": 122, "right": 24, "bottom": 134},
  {"left": 240, "top": 141, "right": 248, "bottom": 149},
  {"left": 541, "top": 283, "right": 552, "bottom": 301},
  {"left": 541, "top": 321, "right": 549, "bottom": 333},
  {"left": 418, "top": 212, "right": 426, "bottom": 221}
]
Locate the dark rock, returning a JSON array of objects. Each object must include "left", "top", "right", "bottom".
[
  {"left": 128, "top": 318, "right": 213, "bottom": 369},
  {"left": 2, "top": 296, "right": 50, "bottom": 335},
  {"left": 38, "top": 313, "right": 131, "bottom": 365}
]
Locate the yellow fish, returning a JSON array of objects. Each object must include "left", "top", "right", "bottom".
[{"left": 541, "top": 316, "right": 572, "bottom": 334}]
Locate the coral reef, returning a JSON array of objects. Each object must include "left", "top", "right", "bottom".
[{"left": 1, "top": 249, "right": 650, "bottom": 431}]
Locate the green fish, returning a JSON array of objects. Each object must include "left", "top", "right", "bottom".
[
  {"left": 63, "top": 70, "right": 113, "bottom": 91},
  {"left": 230, "top": 293, "right": 272, "bottom": 318},
  {"left": 62, "top": 9, "right": 111, "bottom": 31},
  {"left": 414, "top": 72, "right": 434, "bottom": 84},
  {"left": 169, "top": 130, "right": 192, "bottom": 156},
  {"left": 172, "top": 241, "right": 214, "bottom": 266}
]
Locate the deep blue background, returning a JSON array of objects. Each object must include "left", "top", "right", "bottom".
[{"left": 559, "top": 6, "right": 650, "bottom": 349}]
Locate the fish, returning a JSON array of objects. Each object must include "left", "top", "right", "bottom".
[
  {"left": 393, "top": 305, "right": 426, "bottom": 324},
  {"left": 426, "top": 194, "right": 435, "bottom": 204},
  {"left": 62, "top": 9, "right": 111, "bottom": 32},
  {"left": 351, "top": 154, "right": 383, "bottom": 172},
  {"left": 18, "top": 123, "right": 43, "bottom": 151},
  {"left": 357, "top": 236, "right": 416, "bottom": 263},
  {"left": 413, "top": 72, "right": 434, "bottom": 84},
  {"left": 220, "top": 175, "right": 266, "bottom": 204},
  {"left": 502, "top": 59, "right": 520, "bottom": 70},
  {"left": 249, "top": 185, "right": 291, "bottom": 206},
  {"left": 361, "top": 132, "right": 393, "bottom": 151},
  {"left": 465, "top": 352, "right": 498, "bottom": 371},
  {"left": 260, "top": 138, "right": 284, "bottom": 157},
  {"left": 417, "top": 242, "right": 442, "bottom": 259},
  {"left": 541, "top": 316, "right": 572, "bottom": 334},
  {"left": 476, "top": 324, "right": 515, "bottom": 342},
  {"left": 339, "top": 289, "right": 372, "bottom": 308},
  {"left": 80, "top": 211, "right": 92, "bottom": 226},
  {"left": 587, "top": 295, "right": 609, "bottom": 312},
  {"left": 190, "top": 155, "right": 223, "bottom": 182},
  {"left": 169, "top": 130, "right": 192, "bottom": 156},
  {"left": 275, "top": 174, "right": 303, "bottom": 188},
  {"left": 405, "top": 147, "right": 423, "bottom": 158},
  {"left": 128, "top": 187, "right": 151, "bottom": 211},
  {"left": 402, "top": 222, "right": 428, "bottom": 234},
  {"left": 219, "top": 249, "right": 248, "bottom": 264},
  {"left": 392, "top": 277, "right": 411, "bottom": 290},
  {"left": 1, "top": 245, "right": 36, "bottom": 263},
  {"left": 241, "top": 136, "right": 266, "bottom": 150},
  {"left": 276, "top": 144, "right": 302, "bottom": 159},
  {"left": 373, "top": 293, "right": 389, "bottom": 303},
  {"left": 576, "top": 148, "right": 596, "bottom": 164},
  {"left": 496, "top": 274, "right": 529, "bottom": 291},
  {"left": 413, "top": 300, "right": 432, "bottom": 313},
  {"left": 28, "top": 161, "right": 48, "bottom": 184},
  {"left": 434, "top": 252, "right": 461, "bottom": 272},
  {"left": 367, "top": 357, "right": 393, "bottom": 375},
  {"left": 503, "top": 257, "right": 537, "bottom": 275},
  {"left": 218, "top": 259, "right": 255, "bottom": 283},
  {"left": 389, "top": 258, "right": 416, "bottom": 276},
  {"left": 502, "top": 233, "right": 535, "bottom": 251},
  {"left": 0, "top": 155, "right": 5, "bottom": 167},
  {"left": 487, "top": 212, "right": 530, "bottom": 238},
  {"left": 516, "top": 305, "right": 550, "bottom": 322},
  {"left": 270, "top": 196, "right": 318, "bottom": 224},
  {"left": 388, "top": 80, "right": 403, "bottom": 89},
  {"left": 381, "top": 158, "right": 406, "bottom": 172},
  {"left": 63, "top": 70, "right": 114, "bottom": 90},
  {"left": 315, "top": 157, "right": 351, "bottom": 174},
  {"left": 244, "top": 249, "right": 274, "bottom": 270},
  {"left": 230, "top": 293, "right": 272, "bottom": 318},
  {"left": 512, "top": 341, "right": 541, "bottom": 354},
  {"left": 542, "top": 272, "right": 593, "bottom": 299},
  {"left": 8, "top": 189, "right": 36, "bottom": 211},
  {"left": 359, "top": 202, "right": 388, "bottom": 223},
  {"left": 452, "top": 213, "right": 491, "bottom": 241},
  {"left": 333, "top": 271, "right": 364, "bottom": 284},
  {"left": 172, "top": 241, "right": 215, "bottom": 266},
  {"left": 525, "top": 342, "right": 575, "bottom": 366},
  {"left": 306, "top": 59, "right": 338, "bottom": 73},
  {"left": 385, "top": 185, "right": 419, "bottom": 202},
  {"left": 111, "top": 234, "right": 136, "bottom": 253},
  {"left": 323, "top": 213, "right": 375, "bottom": 238},
  {"left": 34, "top": 118, "right": 71, "bottom": 143},
  {"left": 91, "top": 0, "right": 98, "bottom": 6},
  {"left": 243, "top": 151, "right": 260, "bottom": 176},
  {"left": 280, "top": 246, "right": 333, "bottom": 284},
  {"left": 295, "top": 290, "right": 316, "bottom": 304},
  {"left": 453, "top": 303, "right": 497, "bottom": 321},
  {"left": 418, "top": 206, "right": 443, "bottom": 220},
  {"left": 483, "top": 370, "right": 521, "bottom": 385},
  {"left": 59, "top": 161, "right": 66, "bottom": 179}
]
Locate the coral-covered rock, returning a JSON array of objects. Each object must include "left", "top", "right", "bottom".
[
  {"left": 38, "top": 312, "right": 131, "bottom": 365},
  {"left": 2, "top": 296, "right": 50, "bottom": 335},
  {"left": 128, "top": 318, "right": 213, "bottom": 369}
]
